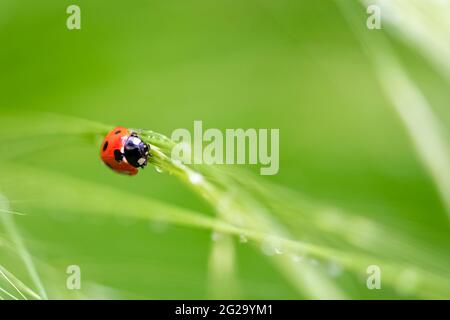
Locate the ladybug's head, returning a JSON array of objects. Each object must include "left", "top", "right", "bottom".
[{"left": 124, "top": 133, "right": 150, "bottom": 168}]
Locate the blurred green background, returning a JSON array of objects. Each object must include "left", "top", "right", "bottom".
[{"left": 0, "top": 0, "right": 449, "bottom": 299}]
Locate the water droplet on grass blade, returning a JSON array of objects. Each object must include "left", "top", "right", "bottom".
[
  {"left": 239, "top": 234, "right": 248, "bottom": 243},
  {"left": 189, "top": 172, "right": 203, "bottom": 185},
  {"left": 275, "top": 247, "right": 283, "bottom": 255},
  {"left": 260, "top": 237, "right": 283, "bottom": 256}
]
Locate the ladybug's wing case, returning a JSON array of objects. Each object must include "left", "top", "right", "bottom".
[
  {"left": 101, "top": 154, "right": 139, "bottom": 176},
  {"left": 100, "top": 127, "right": 139, "bottom": 176}
]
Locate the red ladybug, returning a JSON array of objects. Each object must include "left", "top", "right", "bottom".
[{"left": 100, "top": 126, "right": 150, "bottom": 175}]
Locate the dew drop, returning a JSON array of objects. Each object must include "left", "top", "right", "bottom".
[
  {"left": 275, "top": 247, "right": 283, "bottom": 255},
  {"left": 239, "top": 234, "right": 248, "bottom": 243},
  {"left": 155, "top": 166, "right": 163, "bottom": 173},
  {"left": 260, "top": 237, "right": 282, "bottom": 256},
  {"left": 189, "top": 172, "right": 203, "bottom": 185}
]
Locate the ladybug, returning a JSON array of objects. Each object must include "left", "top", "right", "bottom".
[{"left": 100, "top": 126, "right": 150, "bottom": 176}]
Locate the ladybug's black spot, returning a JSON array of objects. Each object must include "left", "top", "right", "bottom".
[
  {"left": 102, "top": 141, "right": 109, "bottom": 151},
  {"left": 115, "top": 130, "right": 121, "bottom": 135},
  {"left": 114, "top": 150, "right": 123, "bottom": 162}
]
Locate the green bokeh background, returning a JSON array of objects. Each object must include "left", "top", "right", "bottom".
[{"left": 0, "top": 0, "right": 449, "bottom": 299}]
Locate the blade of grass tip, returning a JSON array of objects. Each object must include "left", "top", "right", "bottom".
[
  {"left": 337, "top": 0, "right": 450, "bottom": 220},
  {"left": 0, "top": 195, "right": 47, "bottom": 299}
]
